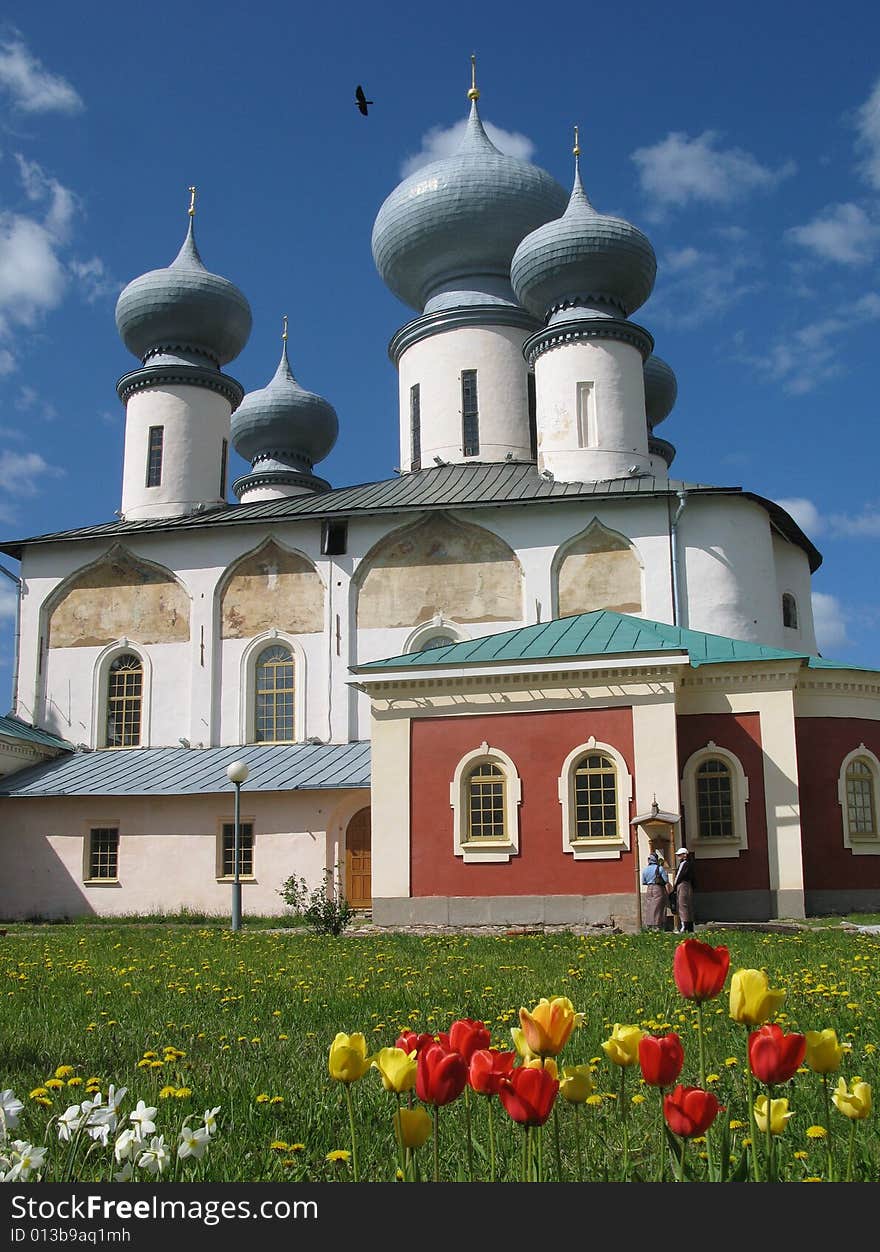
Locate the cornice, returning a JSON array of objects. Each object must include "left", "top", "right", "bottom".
[
  {"left": 116, "top": 365, "right": 244, "bottom": 409},
  {"left": 388, "top": 304, "right": 539, "bottom": 364},
  {"left": 523, "top": 317, "right": 654, "bottom": 366}
]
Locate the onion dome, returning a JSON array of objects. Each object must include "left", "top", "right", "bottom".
[
  {"left": 643, "top": 354, "right": 677, "bottom": 428},
  {"left": 231, "top": 321, "right": 338, "bottom": 480},
  {"left": 371, "top": 66, "right": 567, "bottom": 314},
  {"left": 511, "top": 133, "right": 656, "bottom": 322},
  {"left": 116, "top": 195, "right": 252, "bottom": 367}
]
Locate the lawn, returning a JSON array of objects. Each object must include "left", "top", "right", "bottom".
[{"left": 1, "top": 924, "right": 877, "bottom": 1182}]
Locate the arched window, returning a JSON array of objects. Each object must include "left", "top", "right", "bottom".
[
  {"left": 782, "top": 593, "right": 798, "bottom": 629},
  {"left": 838, "top": 747, "right": 880, "bottom": 852},
  {"left": 255, "top": 644, "right": 295, "bottom": 743},
  {"left": 106, "top": 653, "right": 143, "bottom": 747},
  {"left": 696, "top": 758, "right": 734, "bottom": 838},
  {"left": 573, "top": 753, "right": 618, "bottom": 839},
  {"left": 421, "top": 634, "right": 456, "bottom": 651},
  {"left": 450, "top": 744, "right": 521, "bottom": 862},
  {"left": 558, "top": 739, "right": 632, "bottom": 859}
]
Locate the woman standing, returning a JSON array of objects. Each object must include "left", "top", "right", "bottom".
[
  {"left": 641, "top": 851, "right": 671, "bottom": 930},
  {"left": 673, "top": 847, "right": 696, "bottom": 932}
]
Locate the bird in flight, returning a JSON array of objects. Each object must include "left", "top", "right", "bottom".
[{"left": 355, "top": 85, "right": 373, "bottom": 116}]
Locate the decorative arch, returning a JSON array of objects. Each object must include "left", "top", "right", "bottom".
[
  {"left": 356, "top": 512, "right": 523, "bottom": 630},
  {"left": 239, "top": 630, "right": 308, "bottom": 743},
  {"left": 681, "top": 741, "right": 749, "bottom": 859},
  {"left": 449, "top": 742, "right": 522, "bottom": 863},
  {"left": 404, "top": 615, "right": 470, "bottom": 654},
  {"left": 837, "top": 745, "right": 880, "bottom": 855},
  {"left": 46, "top": 545, "right": 190, "bottom": 648},
  {"left": 91, "top": 638, "right": 153, "bottom": 748},
  {"left": 553, "top": 517, "right": 643, "bottom": 618},
  {"left": 219, "top": 538, "right": 324, "bottom": 639},
  {"left": 557, "top": 737, "right": 633, "bottom": 860}
]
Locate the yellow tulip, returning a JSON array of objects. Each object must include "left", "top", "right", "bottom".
[
  {"left": 804, "top": 1029, "right": 845, "bottom": 1075},
  {"left": 393, "top": 1106, "right": 432, "bottom": 1150},
  {"left": 729, "top": 968, "right": 786, "bottom": 1027},
  {"left": 754, "top": 1094, "right": 794, "bottom": 1135},
  {"left": 328, "top": 1032, "right": 372, "bottom": 1084},
  {"left": 524, "top": 1057, "right": 559, "bottom": 1080},
  {"left": 371, "top": 1047, "right": 417, "bottom": 1094},
  {"left": 832, "top": 1078, "right": 872, "bottom": 1120},
  {"left": 560, "top": 1064, "right": 594, "bottom": 1104},
  {"left": 601, "top": 1024, "right": 644, "bottom": 1067},
  {"left": 518, "top": 996, "right": 584, "bottom": 1058},
  {"left": 510, "top": 1027, "right": 538, "bottom": 1061}
]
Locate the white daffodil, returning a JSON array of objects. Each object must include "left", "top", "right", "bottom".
[
  {"left": 129, "top": 1100, "right": 157, "bottom": 1140},
  {"left": 202, "top": 1106, "right": 221, "bottom": 1136},
  {"left": 137, "top": 1135, "right": 170, "bottom": 1175},
  {"left": 177, "top": 1124, "right": 210, "bottom": 1161},
  {"left": 106, "top": 1085, "right": 127, "bottom": 1113},
  {"left": 4, "top": 1141, "right": 47, "bottom": 1181},
  {"left": 1, "top": 1090, "right": 24, "bottom": 1134},
  {"left": 113, "top": 1161, "right": 134, "bottom": 1182},
  {"left": 114, "top": 1128, "right": 138, "bottom": 1163},
  {"left": 57, "top": 1104, "right": 84, "bottom": 1142}
]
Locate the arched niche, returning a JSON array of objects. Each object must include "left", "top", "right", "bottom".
[
  {"left": 356, "top": 512, "right": 523, "bottom": 630},
  {"left": 47, "top": 545, "right": 190, "bottom": 648},
  {"left": 219, "top": 539, "right": 324, "bottom": 639},
  {"left": 555, "top": 518, "right": 643, "bottom": 617}
]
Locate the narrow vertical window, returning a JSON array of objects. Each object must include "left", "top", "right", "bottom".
[
  {"left": 461, "top": 369, "right": 479, "bottom": 457},
  {"left": 782, "top": 593, "right": 798, "bottom": 629},
  {"left": 573, "top": 753, "right": 618, "bottom": 838},
  {"left": 527, "top": 372, "right": 537, "bottom": 461},
  {"left": 255, "top": 644, "right": 295, "bottom": 742},
  {"left": 146, "top": 426, "right": 164, "bottom": 487},
  {"left": 106, "top": 653, "right": 143, "bottom": 747},
  {"left": 220, "top": 438, "right": 229, "bottom": 499},
  {"left": 846, "top": 758, "right": 877, "bottom": 837},
  {"left": 576, "top": 383, "right": 596, "bottom": 447},
  {"left": 696, "top": 758, "right": 733, "bottom": 837},
  {"left": 467, "top": 763, "right": 506, "bottom": 839},
  {"left": 87, "top": 827, "right": 119, "bottom": 880},
  {"left": 221, "top": 821, "right": 254, "bottom": 877},
  {"left": 410, "top": 384, "right": 421, "bottom": 471}
]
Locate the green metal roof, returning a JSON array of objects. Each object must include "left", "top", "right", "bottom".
[
  {"left": 355, "top": 610, "right": 876, "bottom": 674},
  {"left": 0, "top": 714, "right": 73, "bottom": 752},
  {"left": 0, "top": 462, "right": 821, "bottom": 571}
]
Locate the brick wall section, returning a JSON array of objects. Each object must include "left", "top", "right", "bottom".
[
  {"left": 796, "top": 717, "right": 880, "bottom": 892},
  {"left": 676, "top": 712, "right": 770, "bottom": 892},
  {"left": 409, "top": 708, "right": 635, "bottom": 897}
]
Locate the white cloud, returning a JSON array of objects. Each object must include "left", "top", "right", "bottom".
[
  {"left": 0, "top": 580, "right": 17, "bottom": 621},
  {"left": 786, "top": 202, "right": 880, "bottom": 265},
  {"left": 69, "top": 256, "right": 119, "bottom": 303},
  {"left": 0, "top": 212, "right": 68, "bottom": 337},
  {"left": 828, "top": 508, "right": 880, "bottom": 537},
  {"left": 631, "top": 130, "right": 795, "bottom": 214},
  {"left": 739, "top": 292, "right": 880, "bottom": 394},
  {"left": 644, "top": 243, "right": 761, "bottom": 330},
  {"left": 776, "top": 498, "right": 825, "bottom": 536},
  {"left": 0, "top": 347, "right": 15, "bottom": 375},
  {"left": 0, "top": 449, "right": 64, "bottom": 523},
  {"left": 400, "top": 119, "right": 535, "bottom": 177},
  {"left": 0, "top": 35, "right": 82, "bottom": 114},
  {"left": 855, "top": 74, "right": 880, "bottom": 190},
  {"left": 663, "top": 246, "right": 702, "bottom": 273},
  {"left": 812, "top": 591, "right": 850, "bottom": 652}
]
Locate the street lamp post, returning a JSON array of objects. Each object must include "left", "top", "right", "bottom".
[{"left": 226, "top": 760, "right": 250, "bottom": 932}]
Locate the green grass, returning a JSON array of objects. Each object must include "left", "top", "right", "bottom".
[{"left": 1, "top": 925, "right": 877, "bottom": 1182}]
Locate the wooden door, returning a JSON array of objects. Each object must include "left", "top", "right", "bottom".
[{"left": 345, "top": 808, "right": 372, "bottom": 908}]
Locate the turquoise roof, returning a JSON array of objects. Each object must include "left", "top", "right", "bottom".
[
  {"left": 356, "top": 610, "right": 877, "bottom": 674},
  {"left": 0, "top": 714, "right": 73, "bottom": 751}
]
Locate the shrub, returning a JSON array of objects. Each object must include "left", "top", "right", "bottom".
[{"left": 278, "top": 866, "right": 355, "bottom": 935}]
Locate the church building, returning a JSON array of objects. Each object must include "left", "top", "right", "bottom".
[{"left": 1, "top": 72, "right": 878, "bottom": 929}]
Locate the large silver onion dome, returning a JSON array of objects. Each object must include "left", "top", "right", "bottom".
[
  {"left": 643, "top": 354, "right": 677, "bottom": 428},
  {"left": 231, "top": 334, "right": 338, "bottom": 471},
  {"left": 510, "top": 154, "right": 656, "bottom": 321},
  {"left": 116, "top": 213, "right": 252, "bottom": 367},
  {"left": 371, "top": 95, "right": 567, "bottom": 314}
]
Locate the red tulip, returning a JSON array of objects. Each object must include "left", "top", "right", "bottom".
[
  {"left": 663, "top": 1085, "right": 723, "bottom": 1138},
  {"left": 748, "top": 1023, "right": 807, "bottom": 1085},
  {"left": 469, "top": 1048, "right": 516, "bottom": 1096},
  {"left": 498, "top": 1064, "right": 559, "bottom": 1127},
  {"left": 639, "top": 1032, "right": 685, "bottom": 1088},
  {"left": 396, "top": 1030, "right": 450, "bottom": 1055},
  {"left": 415, "top": 1043, "right": 468, "bottom": 1107},
  {"left": 449, "top": 1018, "right": 491, "bottom": 1064},
  {"left": 673, "top": 939, "right": 730, "bottom": 1002}
]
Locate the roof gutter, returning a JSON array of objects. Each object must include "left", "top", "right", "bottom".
[
  {"left": 670, "top": 490, "right": 688, "bottom": 627},
  {"left": 0, "top": 560, "right": 21, "bottom": 715}
]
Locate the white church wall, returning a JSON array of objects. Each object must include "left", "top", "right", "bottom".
[{"left": 772, "top": 533, "right": 817, "bottom": 654}]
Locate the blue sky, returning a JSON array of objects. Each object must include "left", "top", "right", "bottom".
[{"left": 1, "top": 0, "right": 880, "bottom": 706}]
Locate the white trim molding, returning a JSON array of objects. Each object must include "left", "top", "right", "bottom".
[
  {"left": 837, "top": 744, "right": 880, "bottom": 856},
  {"left": 450, "top": 741, "right": 522, "bottom": 863},
  {"left": 91, "top": 639, "right": 153, "bottom": 749},
  {"left": 238, "top": 630, "right": 307, "bottom": 744},
  {"left": 681, "top": 740, "right": 749, "bottom": 860},
  {"left": 404, "top": 615, "right": 469, "bottom": 654},
  {"left": 557, "top": 736, "right": 633, "bottom": 860}
]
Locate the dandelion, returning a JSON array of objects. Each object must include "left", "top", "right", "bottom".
[
  {"left": 54, "top": 1066, "right": 75, "bottom": 1080},
  {"left": 158, "top": 1086, "right": 177, "bottom": 1099},
  {"left": 66, "top": 1078, "right": 83, "bottom": 1088},
  {"left": 806, "top": 1125, "right": 828, "bottom": 1139},
  {"left": 255, "top": 1093, "right": 270, "bottom": 1104},
  {"left": 44, "top": 1078, "right": 64, "bottom": 1090},
  {"left": 270, "top": 1096, "right": 284, "bottom": 1105},
  {"left": 326, "top": 1149, "right": 351, "bottom": 1163},
  {"left": 173, "top": 1088, "right": 192, "bottom": 1099},
  {"left": 29, "top": 1087, "right": 49, "bottom": 1099},
  {"left": 270, "top": 1141, "right": 289, "bottom": 1152}
]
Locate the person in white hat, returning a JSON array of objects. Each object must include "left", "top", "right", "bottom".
[{"left": 673, "top": 847, "right": 696, "bottom": 933}]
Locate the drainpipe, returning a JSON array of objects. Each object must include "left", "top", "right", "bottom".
[
  {"left": 669, "top": 491, "right": 688, "bottom": 627},
  {"left": 0, "top": 561, "right": 21, "bottom": 715}
]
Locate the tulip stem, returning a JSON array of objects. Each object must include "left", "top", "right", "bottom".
[
  {"left": 743, "top": 1028, "right": 759, "bottom": 1183},
  {"left": 846, "top": 1119, "right": 856, "bottom": 1183},
  {"left": 696, "top": 1000, "right": 714, "bottom": 1177},
  {"left": 464, "top": 1087, "right": 474, "bottom": 1182},
  {"left": 764, "top": 1083, "right": 774, "bottom": 1183},
  {"left": 487, "top": 1096, "right": 496, "bottom": 1183},
  {"left": 395, "top": 1093, "right": 405, "bottom": 1178},
  {"left": 552, "top": 1103, "right": 563, "bottom": 1181},
  {"left": 677, "top": 1135, "right": 687, "bottom": 1183},
  {"left": 344, "top": 1085, "right": 359, "bottom": 1183},
  {"left": 522, "top": 1126, "right": 529, "bottom": 1183},
  {"left": 574, "top": 1106, "right": 584, "bottom": 1182},
  {"left": 619, "top": 1065, "right": 629, "bottom": 1181},
  {"left": 821, "top": 1074, "right": 834, "bottom": 1181},
  {"left": 536, "top": 1123, "right": 544, "bottom": 1182},
  {"left": 656, "top": 1089, "right": 666, "bottom": 1183},
  {"left": 432, "top": 1105, "right": 440, "bottom": 1183}
]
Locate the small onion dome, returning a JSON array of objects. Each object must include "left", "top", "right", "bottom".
[
  {"left": 231, "top": 335, "right": 338, "bottom": 472},
  {"left": 116, "top": 215, "right": 252, "bottom": 367},
  {"left": 511, "top": 156, "right": 656, "bottom": 321},
  {"left": 371, "top": 97, "right": 568, "bottom": 314},
  {"left": 643, "top": 354, "right": 677, "bottom": 428}
]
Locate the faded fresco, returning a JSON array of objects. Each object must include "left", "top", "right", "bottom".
[
  {"left": 557, "top": 519, "right": 642, "bottom": 616},
  {"left": 48, "top": 548, "right": 190, "bottom": 647},
  {"left": 220, "top": 541, "right": 324, "bottom": 638}
]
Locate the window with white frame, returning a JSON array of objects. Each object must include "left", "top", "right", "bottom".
[
  {"left": 838, "top": 746, "right": 880, "bottom": 855},
  {"left": 404, "top": 617, "right": 466, "bottom": 654},
  {"left": 558, "top": 738, "right": 632, "bottom": 859},
  {"left": 681, "top": 742, "right": 749, "bottom": 859},
  {"left": 219, "top": 821, "right": 255, "bottom": 878},
  {"left": 105, "top": 653, "right": 143, "bottom": 747},
  {"left": 450, "top": 743, "right": 521, "bottom": 863},
  {"left": 85, "top": 827, "right": 119, "bottom": 882},
  {"left": 254, "top": 644, "right": 295, "bottom": 742}
]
